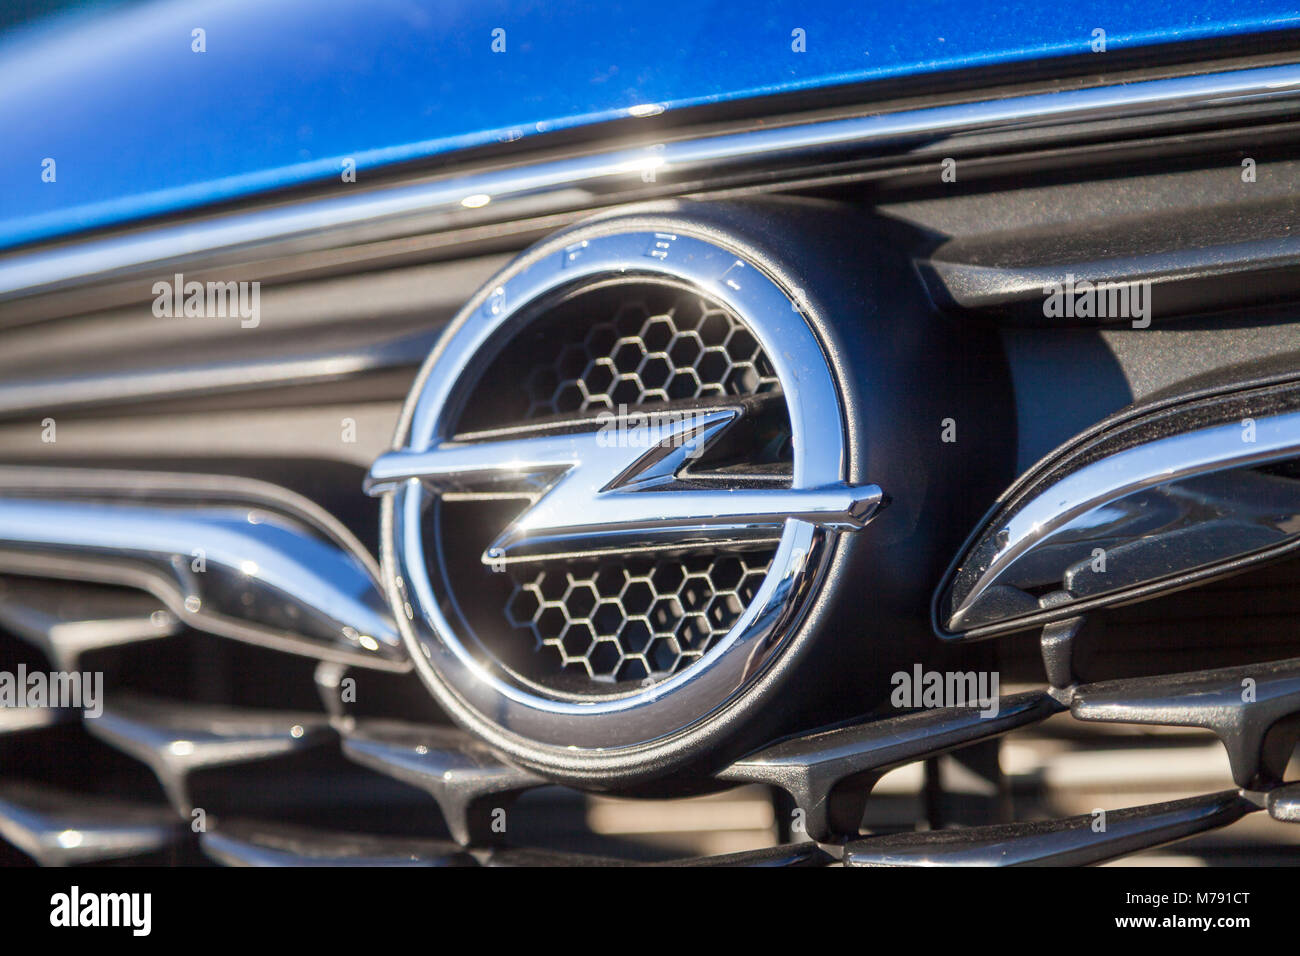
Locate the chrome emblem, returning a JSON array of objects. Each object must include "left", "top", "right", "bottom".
[
  {"left": 367, "top": 405, "right": 880, "bottom": 565},
  {"left": 366, "top": 223, "right": 884, "bottom": 753}
]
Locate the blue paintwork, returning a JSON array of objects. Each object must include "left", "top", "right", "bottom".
[{"left": 1, "top": 0, "right": 1298, "bottom": 250}]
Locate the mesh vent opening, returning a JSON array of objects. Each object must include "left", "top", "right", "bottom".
[
  {"left": 442, "top": 279, "right": 789, "bottom": 695},
  {"left": 456, "top": 280, "right": 781, "bottom": 431}
]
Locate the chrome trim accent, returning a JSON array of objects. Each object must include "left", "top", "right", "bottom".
[
  {"left": 368, "top": 404, "right": 880, "bottom": 563},
  {"left": 939, "top": 405, "right": 1300, "bottom": 639},
  {"left": 648, "top": 844, "right": 832, "bottom": 867},
  {"left": 6, "top": 63, "right": 1300, "bottom": 301},
  {"left": 1267, "top": 782, "right": 1300, "bottom": 823},
  {"left": 480, "top": 843, "right": 833, "bottom": 867},
  {"left": 376, "top": 227, "right": 859, "bottom": 750},
  {"left": 0, "top": 468, "right": 407, "bottom": 670}
]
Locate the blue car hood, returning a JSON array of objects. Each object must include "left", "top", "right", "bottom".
[{"left": 1, "top": 0, "right": 1297, "bottom": 249}]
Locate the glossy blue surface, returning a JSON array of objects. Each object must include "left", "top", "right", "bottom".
[{"left": 1, "top": 0, "right": 1297, "bottom": 250}]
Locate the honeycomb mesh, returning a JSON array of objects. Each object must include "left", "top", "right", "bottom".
[
  {"left": 505, "top": 553, "right": 773, "bottom": 682},
  {"left": 522, "top": 293, "right": 779, "bottom": 417},
  {"left": 461, "top": 281, "right": 785, "bottom": 688}
]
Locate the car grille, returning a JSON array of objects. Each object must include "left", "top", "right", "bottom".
[{"left": 4, "top": 53, "right": 1300, "bottom": 866}]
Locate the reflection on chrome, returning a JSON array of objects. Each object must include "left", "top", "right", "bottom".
[
  {"left": 367, "top": 405, "right": 881, "bottom": 564},
  {"left": 0, "top": 468, "right": 405, "bottom": 669},
  {"left": 939, "top": 405, "right": 1300, "bottom": 639}
]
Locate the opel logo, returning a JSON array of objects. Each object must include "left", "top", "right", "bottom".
[{"left": 366, "top": 212, "right": 884, "bottom": 778}]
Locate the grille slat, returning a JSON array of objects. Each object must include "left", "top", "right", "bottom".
[
  {"left": 339, "top": 719, "right": 543, "bottom": 846},
  {"left": 0, "top": 581, "right": 176, "bottom": 672},
  {"left": 843, "top": 790, "right": 1258, "bottom": 867},
  {"left": 85, "top": 696, "right": 334, "bottom": 814},
  {"left": 0, "top": 781, "right": 183, "bottom": 867},
  {"left": 200, "top": 821, "right": 472, "bottom": 867}
]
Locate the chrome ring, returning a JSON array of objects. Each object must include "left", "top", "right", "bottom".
[{"left": 380, "top": 223, "right": 853, "bottom": 752}]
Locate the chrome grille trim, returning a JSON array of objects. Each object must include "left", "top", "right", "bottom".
[
  {"left": 0, "top": 468, "right": 406, "bottom": 670},
  {"left": 0, "top": 584, "right": 178, "bottom": 671},
  {"left": 5, "top": 62, "right": 1300, "bottom": 302},
  {"left": 938, "top": 380, "right": 1300, "bottom": 640}
]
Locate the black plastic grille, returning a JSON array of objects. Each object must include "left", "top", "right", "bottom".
[
  {"left": 521, "top": 293, "right": 779, "bottom": 417},
  {"left": 506, "top": 553, "right": 773, "bottom": 683}
]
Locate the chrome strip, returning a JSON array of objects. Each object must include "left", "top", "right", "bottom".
[
  {"left": 199, "top": 823, "right": 471, "bottom": 867},
  {"left": 368, "top": 405, "right": 881, "bottom": 564},
  {"left": 940, "top": 404, "right": 1300, "bottom": 638},
  {"left": 0, "top": 469, "right": 407, "bottom": 670},
  {"left": 5, "top": 63, "right": 1300, "bottom": 301},
  {"left": 1267, "top": 782, "right": 1300, "bottom": 823}
]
